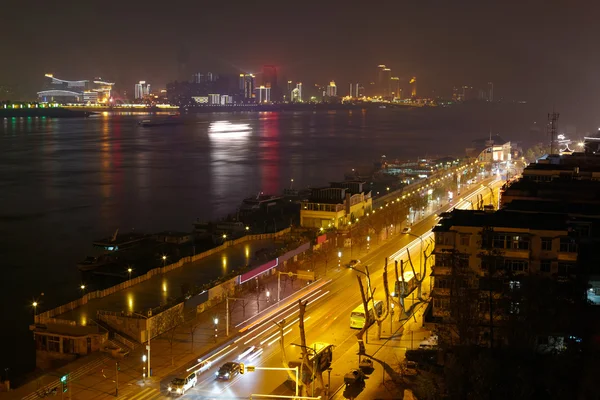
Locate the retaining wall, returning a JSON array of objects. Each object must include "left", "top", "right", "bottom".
[{"left": 37, "top": 228, "right": 290, "bottom": 324}]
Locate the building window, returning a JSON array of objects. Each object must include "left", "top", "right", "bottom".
[
  {"left": 558, "top": 263, "right": 575, "bottom": 277},
  {"left": 504, "top": 259, "right": 528, "bottom": 272},
  {"left": 436, "top": 278, "right": 450, "bottom": 289},
  {"left": 510, "top": 235, "right": 530, "bottom": 250},
  {"left": 509, "top": 280, "right": 521, "bottom": 290},
  {"left": 541, "top": 237, "right": 553, "bottom": 251},
  {"left": 460, "top": 234, "right": 470, "bottom": 246},
  {"left": 433, "top": 298, "right": 450, "bottom": 310},
  {"left": 48, "top": 336, "right": 61, "bottom": 353},
  {"left": 559, "top": 238, "right": 578, "bottom": 253},
  {"left": 492, "top": 234, "right": 507, "bottom": 249},
  {"left": 540, "top": 260, "right": 551, "bottom": 273}
]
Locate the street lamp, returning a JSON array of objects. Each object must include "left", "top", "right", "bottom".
[
  {"left": 213, "top": 317, "right": 219, "bottom": 341},
  {"left": 162, "top": 255, "right": 167, "bottom": 267},
  {"left": 245, "top": 226, "right": 250, "bottom": 232},
  {"left": 127, "top": 267, "right": 132, "bottom": 280},
  {"left": 367, "top": 236, "right": 370, "bottom": 251},
  {"left": 266, "top": 290, "right": 270, "bottom": 303},
  {"left": 142, "top": 354, "right": 147, "bottom": 381},
  {"left": 32, "top": 301, "right": 38, "bottom": 323},
  {"left": 338, "top": 251, "right": 342, "bottom": 269}
]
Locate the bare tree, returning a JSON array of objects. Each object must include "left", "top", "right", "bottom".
[
  {"left": 189, "top": 316, "right": 201, "bottom": 352},
  {"left": 356, "top": 275, "right": 370, "bottom": 360},
  {"left": 405, "top": 239, "right": 433, "bottom": 301}
]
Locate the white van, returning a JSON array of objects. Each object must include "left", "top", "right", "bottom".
[
  {"left": 418, "top": 335, "right": 438, "bottom": 349},
  {"left": 167, "top": 372, "right": 197, "bottom": 396}
]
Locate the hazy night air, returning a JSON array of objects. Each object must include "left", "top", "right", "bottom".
[
  {"left": 1, "top": 0, "right": 599, "bottom": 128},
  {"left": 4, "top": 1, "right": 600, "bottom": 398}
]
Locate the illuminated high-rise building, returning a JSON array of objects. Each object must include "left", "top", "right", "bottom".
[
  {"left": 239, "top": 74, "right": 255, "bottom": 99},
  {"left": 390, "top": 77, "right": 401, "bottom": 100},
  {"left": 326, "top": 81, "right": 337, "bottom": 97},
  {"left": 376, "top": 65, "right": 386, "bottom": 96},
  {"left": 487, "top": 82, "right": 494, "bottom": 102},
  {"left": 349, "top": 83, "right": 365, "bottom": 98},
  {"left": 262, "top": 65, "right": 279, "bottom": 101},
  {"left": 409, "top": 77, "right": 417, "bottom": 98},
  {"left": 382, "top": 68, "right": 392, "bottom": 99},
  {"left": 255, "top": 85, "right": 271, "bottom": 103},
  {"left": 296, "top": 82, "right": 302, "bottom": 102},
  {"left": 135, "top": 81, "right": 151, "bottom": 99},
  {"left": 287, "top": 80, "right": 294, "bottom": 101}
]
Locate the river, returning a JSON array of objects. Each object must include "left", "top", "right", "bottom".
[{"left": 0, "top": 103, "right": 538, "bottom": 380}]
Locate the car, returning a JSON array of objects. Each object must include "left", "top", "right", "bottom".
[
  {"left": 344, "top": 369, "right": 366, "bottom": 386},
  {"left": 195, "top": 359, "right": 212, "bottom": 374},
  {"left": 346, "top": 259, "right": 361, "bottom": 268},
  {"left": 402, "top": 360, "right": 418, "bottom": 376},
  {"left": 402, "top": 227, "right": 411, "bottom": 234},
  {"left": 167, "top": 372, "right": 197, "bottom": 396},
  {"left": 419, "top": 335, "right": 438, "bottom": 350},
  {"left": 237, "top": 346, "right": 263, "bottom": 362},
  {"left": 215, "top": 362, "right": 241, "bottom": 380}
]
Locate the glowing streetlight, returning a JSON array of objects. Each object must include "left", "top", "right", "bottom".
[
  {"left": 266, "top": 290, "right": 271, "bottom": 302},
  {"left": 127, "top": 267, "right": 132, "bottom": 280},
  {"left": 337, "top": 251, "right": 342, "bottom": 269},
  {"left": 367, "top": 236, "right": 370, "bottom": 251},
  {"left": 245, "top": 226, "right": 250, "bottom": 231},
  {"left": 162, "top": 255, "right": 167, "bottom": 267},
  {"left": 213, "top": 317, "right": 219, "bottom": 341}
]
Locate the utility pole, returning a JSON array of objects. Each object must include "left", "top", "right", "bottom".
[{"left": 115, "top": 362, "right": 119, "bottom": 397}]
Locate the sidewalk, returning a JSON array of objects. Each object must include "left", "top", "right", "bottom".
[{"left": 14, "top": 270, "right": 311, "bottom": 400}]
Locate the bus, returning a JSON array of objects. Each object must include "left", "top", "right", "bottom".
[
  {"left": 288, "top": 342, "right": 334, "bottom": 381},
  {"left": 393, "top": 270, "right": 418, "bottom": 297},
  {"left": 350, "top": 300, "right": 383, "bottom": 329}
]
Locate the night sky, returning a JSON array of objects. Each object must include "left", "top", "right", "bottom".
[{"left": 1, "top": 0, "right": 599, "bottom": 128}]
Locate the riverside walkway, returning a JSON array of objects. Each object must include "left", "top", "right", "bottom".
[{"left": 55, "top": 238, "right": 276, "bottom": 324}]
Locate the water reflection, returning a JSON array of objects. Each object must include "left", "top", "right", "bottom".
[
  {"left": 259, "top": 113, "right": 280, "bottom": 194},
  {"left": 208, "top": 121, "right": 252, "bottom": 209}
]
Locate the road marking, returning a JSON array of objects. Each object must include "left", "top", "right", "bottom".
[{"left": 123, "top": 386, "right": 162, "bottom": 400}]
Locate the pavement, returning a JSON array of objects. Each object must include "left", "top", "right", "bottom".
[
  {"left": 8, "top": 177, "right": 504, "bottom": 400},
  {"left": 55, "top": 239, "right": 276, "bottom": 325}
]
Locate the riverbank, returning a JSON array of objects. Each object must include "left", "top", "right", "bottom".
[{"left": 0, "top": 107, "right": 93, "bottom": 118}]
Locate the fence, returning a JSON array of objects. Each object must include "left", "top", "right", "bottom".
[{"left": 36, "top": 228, "right": 291, "bottom": 324}]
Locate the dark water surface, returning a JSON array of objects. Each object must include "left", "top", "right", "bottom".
[{"left": 0, "top": 104, "right": 536, "bottom": 378}]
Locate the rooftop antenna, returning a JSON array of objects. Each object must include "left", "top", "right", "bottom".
[{"left": 548, "top": 109, "right": 560, "bottom": 155}]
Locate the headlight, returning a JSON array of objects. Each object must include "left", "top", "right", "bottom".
[
  {"left": 177, "top": 389, "right": 182, "bottom": 393},
  {"left": 225, "top": 373, "right": 229, "bottom": 377},
  {"left": 215, "top": 372, "right": 219, "bottom": 376},
  {"left": 167, "top": 387, "right": 172, "bottom": 392}
]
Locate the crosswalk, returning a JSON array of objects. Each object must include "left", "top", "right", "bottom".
[{"left": 122, "top": 386, "right": 164, "bottom": 400}]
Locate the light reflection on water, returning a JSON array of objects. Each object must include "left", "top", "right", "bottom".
[{"left": 1, "top": 107, "right": 535, "bottom": 375}]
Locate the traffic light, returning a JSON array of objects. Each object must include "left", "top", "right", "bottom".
[
  {"left": 116, "top": 362, "right": 120, "bottom": 371},
  {"left": 240, "top": 363, "right": 245, "bottom": 374},
  {"left": 60, "top": 374, "right": 68, "bottom": 393}
]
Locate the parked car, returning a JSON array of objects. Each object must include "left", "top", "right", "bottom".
[
  {"left": 402, "top": 360, "right": 418, "bottom": 376},
  {"left": 167, "top": 372, "right": 197, "bottom": 396},
  {"left": 215, "top": 362, "right": 241, "bottom": 380},
  {"left": 419, "top": 335, "right": 438, "bottom": 350},
  {"left": 344, "top": 369, "right": 366, "bottom": 386}
]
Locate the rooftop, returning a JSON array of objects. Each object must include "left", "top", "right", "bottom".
[{"left": 434, "top": 208, "right": 570, "bottom": 232}]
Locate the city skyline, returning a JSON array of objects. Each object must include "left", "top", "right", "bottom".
[{"left": 2, "top": 1, "right": 600, "bottom": 125}]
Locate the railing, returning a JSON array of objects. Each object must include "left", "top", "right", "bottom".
[
  {"left": 114, "top": 332, "right": 137, "bottom": 350},
  {"left": 36, "top": 228, "right": 292, "bottom": 323}
]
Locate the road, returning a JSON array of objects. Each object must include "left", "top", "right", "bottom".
[{"left": 115, "top": 179, "right": 502, "bottom": 400}]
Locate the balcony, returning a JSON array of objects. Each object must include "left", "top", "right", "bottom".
[
  {"left": 502, "top": 248, "right": 530, "bottom": 259},
  {"left": 557, "top": 252, "right": 577, "bottom": 262},
  {"left": 431, "top": 265, "right": 452, "bottom": 276}
]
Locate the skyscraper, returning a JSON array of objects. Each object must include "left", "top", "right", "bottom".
[
  {"left": 296, "top": 82, "right": 302, "bottom": 102},
  {"left": 134, "top": 81, "right": 150, "bottom": 99},
  {"left": 409, "top": 77, "right": 417, "bottom": 98},
  {"left": 326, "top": 81, "right": 337, "bottom": 97},
  {"left": 262, "top": 65, "right": 279, "bottom": 101},
  {"left": 390, "top": 77, "right": 401, "bottom": 100},
  {"left": 239, "top": 74, "right": 255, "bottom": 100},
  {"left": 376, "top": 65, "right": 386, "bottom": 96},
  {"left": 382, "top": 68, "right": 392, "bottom": 99},
  {"left": 255, "top": 85, "right": 271, "bottom": 103}
]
